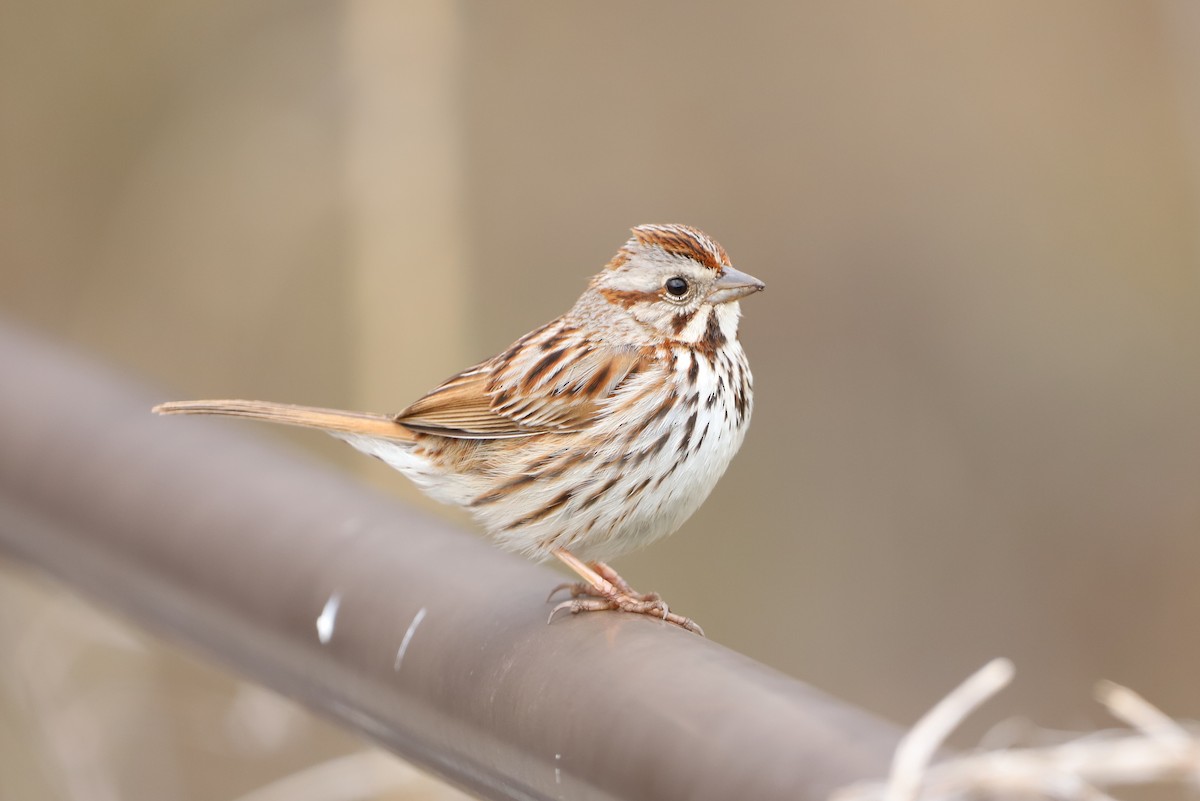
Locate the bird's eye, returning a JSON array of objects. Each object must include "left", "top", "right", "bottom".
[{"left": 664, "top": 277, "right": 689, "bottom": 297}]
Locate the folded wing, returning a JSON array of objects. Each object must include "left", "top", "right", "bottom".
[{"left": 396, "top": 330, "right": 645, "bottom": 440}]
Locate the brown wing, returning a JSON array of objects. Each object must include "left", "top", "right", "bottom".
[{"left": 395, "top": 328, "right": 646, "bottom": 440}]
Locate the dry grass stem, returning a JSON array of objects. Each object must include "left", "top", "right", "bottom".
[{"left": 834, "top": 662, "right": 1200, "bottom": 801}]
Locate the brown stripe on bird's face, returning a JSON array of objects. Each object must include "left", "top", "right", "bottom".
[
  {"left": 600, "top": 287, "right": 661, "bottom": 309},
  {"left": 671, "top": 308, "right": 698, "bottom": 335},
  {"left": 630, "top": 224, "right": 730, "bottom": 272},
  {"left": 694, "top": 311, "right": 727, "bottom": 358}
]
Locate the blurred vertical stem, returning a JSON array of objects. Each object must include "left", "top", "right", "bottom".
[{"left": 343, "top": 1, "right": 469, "bottom": 491}]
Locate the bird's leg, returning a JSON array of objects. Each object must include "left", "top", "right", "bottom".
[
  {"left": 546, "top": 559, "right": 659, "bottom": 602},
  {"left": 595, "top": 561, "right": 662, "bottom": 602},
  {"left": 547, "top": 548, "right": 703, "bottom": 635},
  {"left": 589, "top": 561, "right": 663, "bottom": 602}
]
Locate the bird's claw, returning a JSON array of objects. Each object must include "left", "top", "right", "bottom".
[
  {"left": 546, "top": 581, "right": 592, "bottom": 602},
  {"left": 546, "top": 594, "right": 704, "bottom": 636}
]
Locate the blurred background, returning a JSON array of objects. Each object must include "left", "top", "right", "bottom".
[{"left": 3, "top": 1, "right": 1200, "bottom": 799}]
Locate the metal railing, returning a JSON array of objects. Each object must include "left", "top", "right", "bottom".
[{"left": 0, "top": 319, "right": 902, "bottom": 801}]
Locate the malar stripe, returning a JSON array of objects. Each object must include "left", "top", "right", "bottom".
[
  {"left": 671, "top": 309, "right": 697, "bottom": 336},
  {"left": 700, "top": 312, "right": 726, "bottom": 351}
]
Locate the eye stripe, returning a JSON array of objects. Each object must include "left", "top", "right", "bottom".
[{"left": 599, "top": 288, "right": 660, "bottom": 308}]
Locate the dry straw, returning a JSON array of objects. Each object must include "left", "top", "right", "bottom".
[{"left": 834, "top": 658, "right": 1200, "bottom": 801}]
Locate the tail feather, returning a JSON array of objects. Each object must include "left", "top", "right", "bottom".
[{"left": 152, "top": 400, "right": 415, "bottom": 442}]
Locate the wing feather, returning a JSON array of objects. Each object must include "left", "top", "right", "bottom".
[{"left": 395, "top": 326, "right": 646, "bottom": 440}]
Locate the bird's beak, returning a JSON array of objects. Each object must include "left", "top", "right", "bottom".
[{"left": 707, "top": 267, "right": 765, "bottom": 304}]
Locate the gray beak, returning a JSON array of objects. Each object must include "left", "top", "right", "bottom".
[{"left": 707, "top": 266, "right": 765, "bottom": 304}]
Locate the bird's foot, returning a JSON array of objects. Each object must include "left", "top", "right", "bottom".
[
  {"left": 546, "top": 560, "right": 660, "bottom": 603},
  {"left": 548, "top": 593, "right": 703, "bottom": 635},
  {"left": 546, "top": 551, "right": 702, "bottom": 635}
]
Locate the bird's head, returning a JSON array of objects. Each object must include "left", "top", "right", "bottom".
[{"left": 587, "top": 223, "right": 764, "bottom": 345}]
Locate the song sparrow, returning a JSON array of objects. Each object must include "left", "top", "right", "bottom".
[{"left": 154, "top": 224, "right": 763, "bottom": 634}]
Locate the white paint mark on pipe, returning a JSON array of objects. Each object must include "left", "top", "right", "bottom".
[
  {"left": 394, "top": 607, "right": 428, "bottom": 671},
  {"left": 316, "top": 593, "right": 341, "bottom": 644}
]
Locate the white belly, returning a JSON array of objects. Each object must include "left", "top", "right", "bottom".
[
  {"left": 482, "top": 343, "right": 753, "bottom": 563},
  {"left": 337, "top": 344, "right": 753, "bottom": 564}
]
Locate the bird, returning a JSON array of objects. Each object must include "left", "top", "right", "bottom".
[{"left": 154, "top": 224, "right": 763, "bottom": 634}]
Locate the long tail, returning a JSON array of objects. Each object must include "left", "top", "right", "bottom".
[{"left": 152, "top": 399, "right": 415, "bottom": 442}]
